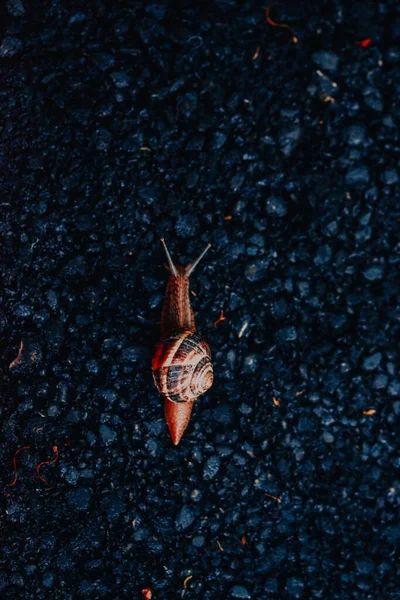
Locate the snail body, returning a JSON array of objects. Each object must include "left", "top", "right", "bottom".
[{"left": 151, "top": 240, "right": 213, "bottom": 444}]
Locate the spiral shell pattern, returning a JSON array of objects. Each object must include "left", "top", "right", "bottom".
[{"left": 152, "top": 330, "right": 213, "bottom": 403}]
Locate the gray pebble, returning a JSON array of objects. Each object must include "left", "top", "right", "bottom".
[
  {"left": 0, "top": 37, "right": 22, "bottom": 57},
  {"left": 277, "top": 326, "right": 297, "bottom": 342},
  {"left": 382, "top": 169, "right": 398, "bottom": 185},
  {"left": 388, "top": 381, "right": 400, "bottom": 397},
  {"left": 192, "top": 536, "right": 205, "bottom": 547},
  {"left": 363, "top": 86, "right": 384, "bottom": 111},
  {"left": 203, "top": 455, "right": 220, "bottom": 480},
  {"left": 7, "top": 0, "right": 25, "bottom": 16},
  {"left": 363, "top": 265, "right": 384, "bottom": 281},
  {"left": 267, "top": 196, "right": 287, "bottom": 217},
  {"left": 345, "top": 166, "right": 369, "bottom": 187},
  {"left": 99, "top": 424, "right": 117, "bottom": 445},
  {"left": 245, "top": 259, "right": 268, "bottom": 282},
  {"left": 67, "top": 487, "right": 92, "bottom": 511},
  {"left": 314, "top": 244, "right": 332, "bottom": 265},
  {"left": 312, "top": 50, "right": 339, "bottom": 72},
  {"left": 176, "top": 505, "right": 195, "bottom": 530},
  {"left": 279, "top": 126, "right": 302, "bottom": 157},
  {"left": 231, "top": 585, "right": 251, "bottom": 599},
  {"left": 373, "top": 374, "right": 388, "bottom": 389},
  {"left": 110, "top": 71, "right": 130, "bottom": 88},
  {"left": 212, "top": 132, "right": 227, "bottom": 149},
  {"left": 362, "top": 352, "right": 382, "bottom": 371},
  {"left": 323, "top": 431, "right": 334, "bottom": 443},
  {"left": 175, "top": 214, "right": 199, "bottom": 239},
  {"left": 347, "top": 125, "right": 366, "bottom": 146}
]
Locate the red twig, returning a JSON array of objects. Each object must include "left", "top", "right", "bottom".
[
  {"left": 36, "top": 446, "right": 59, "bottom": 483},
  {"left": 356, "top": 38, "right": 372, "bottom": 48},
  {"left": 5, "top": 446, "right": 31, "bottom": 487},
  {"left": 265, "top": 6, "right": 297, "bottom": 43}
]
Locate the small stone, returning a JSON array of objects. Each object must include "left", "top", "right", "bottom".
[
  {"left": 286, "top": 577, "right": 305, "bottom": 597},
  {"left": 373, "top": 374, "right": 388, "bottom": 389},
  {"left": 276, "top": 326, "right": 297, "bottom": 342},
  {"left": 362, "top": 352, "right": 382, "bottom": 371},
  {"left": 94, "top": 128, "right": 111, "bottom": 151},
  {"left": 175, "top": 214, "right": 199, "bottom": 238},
  {"left": 13, "top": 303, "right": 32, "bottom": 317},
  {"left": 363, "top": 86, "right": 384, "bottom": 111},
  {"left": 86, "top": 359, "right": 99, "bottom": 374},
  {"left": 177, "top": 92, "right": 197, "bottom": 120},
  {"left": 213, "top": 403, "right": 234, "bottom": 425},
  {"left": 245, "top": 259, "right": 268, "bottom": 282},
  {"left": 266, "top": 196, "right": 287, "bottom": 217},
  {"left": 0, "top": 37, "right": 22, "bottom": 57},
  {"left": 347, "top": 124, "right": 366, "bottom": 146},
  {"left": 323, "top": 431, "right": 334, "bottom": 443},
  {"left": 91, "top": 52, "right": 115, "bottom": 71},
  {"left": 314, "top": 244, "right": 332, "bottom": 265},
  {"left": 231, "top": 173, "right": 244, "bottom": 190},
  {"left": 388, "top": 381, "right": 400, "bottom": 397},
  {"left": 279, "top": 126, "right": 302, "bottom": 157},
  {"left": 176, "top": 506, "right": 195, "bottom": 530},
  {"left": 363, "top": 265, "right": 384, "bottom": 281},
  {"left": 243, "top": 354, "right": 259, "bottom": 374},
  {"left": 203, "top": 455, "right": 220, "bottom": 480},
  {"left": 110, "top": 71, "right": 130, "bottom": 88},
  {"left": 67, "top": 487, "right": 92, "bottom": 511},
  {"left": 212, "top": 132, "right": 227, "bottom": 149},
  {"left": 99, "top": 424, "right": 117, "bottom": 445},
  {"left": 42, "top": 572, "right": 54, "bottom": 588},
  {"left": 192, "top": 536, "right": 205, "bottom": 547},
  {"left": 122, "top": 345, "right": 148, "bottom": 362},
  {"left": 7, "top": 0, "right": 25, "bottom": 16},
  {"left": 345, "top": 166, "right": 369, "bottom": 187},
  {"left": 231, "top": 585, "right": 251, "bottom": 599},
  {"left": 312, "top": 50, "right": 339, "bottom": 72},
  {"left": 382, "top": 169, "right": 398, "bottom": 185},
  {"left": 107, "top": 498, "right": 126, "bottom": 521}
]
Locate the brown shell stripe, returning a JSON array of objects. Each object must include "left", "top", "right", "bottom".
[{"left": 157, "top": 330, "right": 193, "bottom": 393}]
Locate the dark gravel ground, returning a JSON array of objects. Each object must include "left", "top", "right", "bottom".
[{"left": 0, "top": 0, "right": 399, "bottom": 598}]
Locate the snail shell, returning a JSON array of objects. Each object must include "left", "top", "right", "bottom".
[{"left": 152, "top": 330, "right": 213, "bottom": 403}]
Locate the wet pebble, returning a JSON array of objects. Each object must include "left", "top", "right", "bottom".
[
  {"left": 382, "top": 169, "right": 398, "bottom": 185},
  {"left": 175, "top": 214, "right": 199, "bottom": 238},
  {"left": 203, "top": 455, "right": 220, "bottom": 480},
  {"left": 231, "top": 585, "right": 251, "bottom": 599},
  {"left": 99, "top": 424, "right": 117, "bottom": 445},
  {"left": 266, "top": 196, "right": 288, "bottom": 217},
  {"left": 347, "top": 125, "right": 366, "bottom": 146},
  {"left": 245, "top": 259, "right": 268, "bottom": 282},
  {"left": 323, "top": 431, "right": 335, "bottom": 444},
  {"left": 362, "top": 352, "right": 382, "bottom": 371},
  {"left": 345, "top": 166, "right": 370, "bottom": 187},
  {"left": 312, "top": 50, "right": 339, "bottom": 72},
  {"left": 0, "top": 37, "right": 22, "bottom": 57},
  {"left": 67, "top": 488, "right": 92, "bottom": 511},
  {"left": 363, "top": 265, "right": 384, "bottom": 281},
  {"left": 110, "top": 71, "right": 130, "bottom": 88},
  {"left": 176, "top": 506, "right": 195, "bottom": 530},
  {"left": 7, "top": 0, "right": 25, "bottom": 16}
]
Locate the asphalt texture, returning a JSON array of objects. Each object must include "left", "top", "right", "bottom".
[{"left": 0, "top": 1, "right": 399, "bottom": 598}]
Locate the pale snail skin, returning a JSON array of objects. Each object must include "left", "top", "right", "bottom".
[{"left": 151, "top": 239, "right": 213, "bottom": 444}]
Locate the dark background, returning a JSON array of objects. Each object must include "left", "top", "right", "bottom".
[{"left": 0, "top": 1, "right": 399, "bottom": 598}]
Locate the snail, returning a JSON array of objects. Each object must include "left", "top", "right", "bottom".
[{"left": 152, "top": 239, "right": 213, "bottom": 445}]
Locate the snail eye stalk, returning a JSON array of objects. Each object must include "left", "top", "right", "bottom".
[
  {"left": 185, "top": 244, "right": 211, "bottom": 277},
  {"left": 160, "top": 238, "right": 178, "bottom": 276}
]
